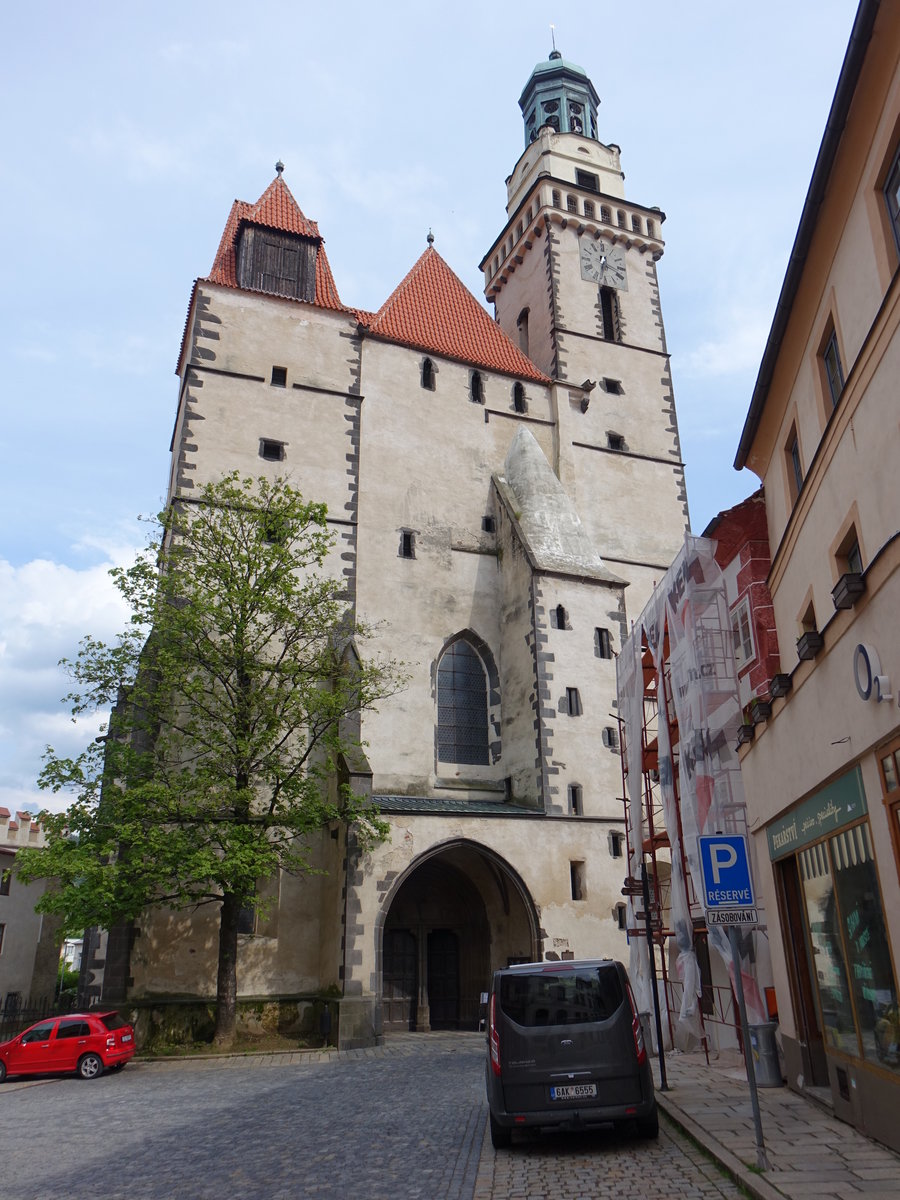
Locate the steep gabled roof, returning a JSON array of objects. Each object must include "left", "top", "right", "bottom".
[
  {"left": 204, "top": 174, "right": 344, "bottom": 311},
  {"left": 364, "top": 246, "right": 548, "bottom": 382}
]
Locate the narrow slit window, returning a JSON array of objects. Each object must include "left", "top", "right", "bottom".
[
  {"left": 481, "top": 515, "right": 495, "bottom": 534},
  {"left": 470, "top": 370, "right": 484, "bottom": 404},
  {"left": 555, "top": 604, "right": 568, "bottom": 630},
  {"left": 822, "top": 329, "right": 844, "bottom": 409},
  {"left": 609, "top": 831, "right": 624, "bottom": 859},
  {"left": 566, "top": 687, "right": 582, "bottom": 716},
  {"left": 513, "top": 382, "right": 527, "bottom": 413},
  {"left": 615, "top": 904, "right": 627, "bottom": 930},
  {"left": 400, "top": 530, "right": 415, "bottom": 559},
  {"left": 568, "top": 784, "right": 583, "bottom": 815},
  {"left": 570, "top": 861, "right": 585, "bottom": 901},
  {"left": 599, "top": 287, "right": 620, "bottom": 342},
  {"left": 595, "top": 627, "right": 612, "bottom": 659}
]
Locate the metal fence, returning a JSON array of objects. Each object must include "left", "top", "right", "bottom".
[{"left": 0, "top": 994, "right": 78, "bottom": 1041}]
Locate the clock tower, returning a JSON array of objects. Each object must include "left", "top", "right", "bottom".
[{"left": 481, "top": 50, "right": 689, "bottom": 615}]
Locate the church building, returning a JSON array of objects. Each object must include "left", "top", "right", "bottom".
[{"left": 94, "top": 51, "right": 690, "bottom": 1046}]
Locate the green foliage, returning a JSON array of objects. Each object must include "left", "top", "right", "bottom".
[{"left": 17, "top": 475, "right": 403, "bottom": 1035}]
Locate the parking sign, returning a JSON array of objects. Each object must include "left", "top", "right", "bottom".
[{"left": 698, "top": 835, "right": 757, "bottom": 926}]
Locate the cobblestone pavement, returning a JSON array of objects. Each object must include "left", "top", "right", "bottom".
[{"left": 1, "top": 1032, "right": 747, "bottom": 1200}]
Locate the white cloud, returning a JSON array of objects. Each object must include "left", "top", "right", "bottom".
[
  {"left": 680, "top": 309, "right": 772, "bottom": 380},
  {"left": 0, "top": 549, "right": 137, "bottom": 815},
  {"left": 69, "top": 119, "right": 191, "bottom": 182}
]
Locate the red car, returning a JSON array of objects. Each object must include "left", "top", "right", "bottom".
[{"left": 0, "top": 1011, "right": 135, "bottom": 1082}]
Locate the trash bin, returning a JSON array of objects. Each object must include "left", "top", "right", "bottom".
[{"left": 749, "top": 1022, "right": 783, "bottom": 1087}]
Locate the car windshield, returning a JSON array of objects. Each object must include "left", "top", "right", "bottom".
[
  {"left": 500, "top": 966, "right": 624, "bottom": 1026},
  {"left": 99, "top": 1013, "right": 128, "bottom": 1031}
]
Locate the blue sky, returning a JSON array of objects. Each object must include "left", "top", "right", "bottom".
[{"left": 1, "top": 0, "right": 858, "bottom": 813}]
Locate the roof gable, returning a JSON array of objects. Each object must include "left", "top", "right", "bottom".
[
  {"left": 365, "top": 246, "right": 547, "bottom": 382},
  {"left": 204, "top": 175, "right": 343, "bottom": 311}
]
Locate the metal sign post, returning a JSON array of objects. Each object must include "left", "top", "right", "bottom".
[{"left": 698, "top": 835, "right": 769, "bottom": 1171}]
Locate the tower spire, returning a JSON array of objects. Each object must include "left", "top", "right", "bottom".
[{"left": 519, "top": 50, "right": 599, "bottom": 145}]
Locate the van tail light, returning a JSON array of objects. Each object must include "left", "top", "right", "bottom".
[
  {"left": 626, "top": 982, "right": 647, "bottom": 1066},
  {"left": 489, "top": 993, "right": 502, "bottom": 1077}
]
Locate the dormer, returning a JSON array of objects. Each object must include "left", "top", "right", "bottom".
[{"left": 235, "top": 224, "right": 318, "bottom": 302}]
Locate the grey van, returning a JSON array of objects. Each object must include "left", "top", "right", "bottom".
[{"left": 485, "top": 958, "right": 657, "bottom": 1147}]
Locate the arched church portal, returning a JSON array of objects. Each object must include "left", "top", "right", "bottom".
[{"left": 379, "top": 841, "right": 540, "bottom": 1032}]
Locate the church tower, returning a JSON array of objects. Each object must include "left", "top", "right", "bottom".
[{"left": 482, "top": 50, "right": 689, "bottom": 615}]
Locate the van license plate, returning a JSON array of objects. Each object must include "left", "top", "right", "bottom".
[{"left": 550, "top": 1083, "right": 597, "bottom": 1101}]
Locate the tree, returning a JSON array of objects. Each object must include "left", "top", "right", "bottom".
[{"left": 18, "top": 474, "right": 403, "bottom": 1046}]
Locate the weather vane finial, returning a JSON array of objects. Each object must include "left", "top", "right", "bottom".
[{"left": 550, "top": 23, "right": 556, "bottom": 51}]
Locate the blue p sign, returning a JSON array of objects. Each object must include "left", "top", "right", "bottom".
[{"left": 698, "top": 835, "right": 754, "bottom": 908}]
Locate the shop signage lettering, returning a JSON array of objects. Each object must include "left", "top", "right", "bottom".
[
  {"left": 853, "top": 643, "right": 893, "bottom": 704},
  {"left": 766, "top": 767, "right": 867, "bottom": 860}
]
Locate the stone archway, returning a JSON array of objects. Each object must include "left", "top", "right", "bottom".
[{"left": 379, "top": 841, "right": 540, "bottom": 1032}]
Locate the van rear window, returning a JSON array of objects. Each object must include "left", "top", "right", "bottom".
[{"left": 499, "top": 966, "right": 624, "bottom": 1026}]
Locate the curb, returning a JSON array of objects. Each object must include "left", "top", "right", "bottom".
[{"left": 657, "top": 1093, "right": 784, "bottom": 1200}]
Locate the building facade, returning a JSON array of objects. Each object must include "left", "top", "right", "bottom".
[
  {"left": 94, "top": 52, "right": 690, "bottom": 1045},
  {"left": 0, "top": 809, "right": 60, "bottom": 1011},
  {"left": 734, "top": 0, "right": 900, "bottom": 1151}
]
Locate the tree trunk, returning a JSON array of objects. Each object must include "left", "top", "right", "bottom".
[{"left": 213, "top": 892, "right": 240, "bottom": 1047}]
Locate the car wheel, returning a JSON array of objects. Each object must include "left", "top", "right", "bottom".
[
  {"left": 489, "top": 1113, "right": 512, "bottom": 1150},
  {"left": 636, "top": 1104, "right": 659, "bottom": 1139},
  {"left": 0, "top": 1060, "right": 6, "bottom": 1083},
  {"left": 77, "top": 1053, "right": 104, "bottom": 1080}
]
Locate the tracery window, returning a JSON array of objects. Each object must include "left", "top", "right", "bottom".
[{"left": 437, "top": 640, "right": 489, "bottom": 765}]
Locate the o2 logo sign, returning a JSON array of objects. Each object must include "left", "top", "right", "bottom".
[{"left": 853, "top": 643, "right": 893, "bottom": 704}]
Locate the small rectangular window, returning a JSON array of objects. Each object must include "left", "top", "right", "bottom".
[
  {"left": 575, "top": 170, "right": 599, "bottom": 193},
  {"left": 730, "top": 597, "right": 755, "bottom": 669},
  {"left": 481, "top": 516, "right": 495, "bottom": 533},
  {"left": 821, "top": 330, "right": 844, "bottom": 409},
  {"left": 400, "top": 531, "right": 415, "bottom": 559},
  {"left": 570, "top": 861, "right": 585, "bottom": 901},
  {"left": 845, "top": 538, "right": 863, "bottom": 576},
  {"left": 260, "top": 438, "right": 285, "bottom": 462},
  {"left": 785, "top": 427, "right": 803, "bottom": 503},
  {"left": 0, "top": 867, "right": 10, "bottom": 896},
  {"left": 599, "top": 287, "right": 620, "bottom": 342},
  {"left": 884, "top": 143, "right": 900, "bottom": 255},
  {"left": 602, "top": 377, "right": 623, "bottom": 394},
  {"left": 609, "top": 831, "right": 624, "bottom": 859},
  {"left": 615, "top": 904, "right": 627, "bottom": 930},
  {"left": 270, "top": 366, "right": 287, "bottom": 387},
  {"left": 583, "top": 200, "right": 595, "bottom": 219},
  {"left": 595, "top": 627, "right": 612, "bottom": 659},
  {"left": 602, "top": 725, "right": 619, "bottom": 751},
  {"left": 568, "top": 784, "right": 583, "bottom": 816},
  {"left": 566, "top": 687, "right": 582, "bottom": 716},
  {"left": 607, "top": 432, "right": 625, "bottom": 451}
]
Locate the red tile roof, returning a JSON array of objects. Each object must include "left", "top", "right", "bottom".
[
  {"left": 183, "top": 177, "right": 547, "bottom": 383},
  {"left": 204, "top": 175, "right": 344, "bottom": 312},
  {"left": 364, "top": 247, "right": 548, "bottom": 382}
]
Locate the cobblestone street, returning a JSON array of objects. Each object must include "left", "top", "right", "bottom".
[{"left": 0, "top": 1032, "right": 755, "bottom": 1200}]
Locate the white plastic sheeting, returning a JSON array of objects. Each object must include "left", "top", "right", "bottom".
[{"left": 617, "top": 533, "right": 767, "bottom": 1030}]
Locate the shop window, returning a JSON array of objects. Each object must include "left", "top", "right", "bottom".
[
  {"left": 879, "top": 735, "right": 900, "bottom": 885},
  {"left": 799, "top": 825, "right": 900, "bottom": 1070}
]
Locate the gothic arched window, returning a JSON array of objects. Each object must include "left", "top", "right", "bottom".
[{"left": 437, "top": 640, "right": 489, "bottom": 765}]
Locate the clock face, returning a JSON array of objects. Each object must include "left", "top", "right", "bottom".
[{"left": 580, "top": 238, "right": 628, "bottom": 291}]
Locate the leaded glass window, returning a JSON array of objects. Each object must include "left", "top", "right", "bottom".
[{"left": 437, "top": 641, "right": 489, "bottom": 765}]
